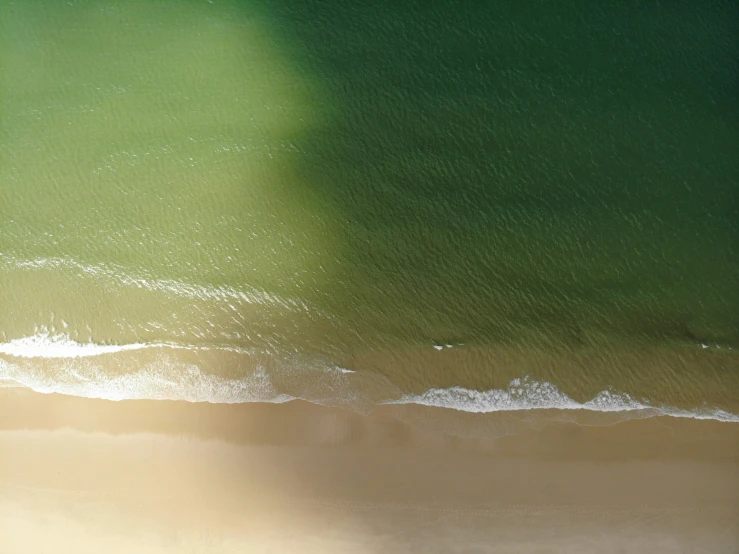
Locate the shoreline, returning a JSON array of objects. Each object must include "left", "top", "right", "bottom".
[
  {"left": 2, "top": 388, "right": 739, "bottom": 457},
  {"left": 3, "top": 335, "right": 739, "bottom": 421},
  {"left": 2, "top": 388, "right": 738, "bottom": 552}
]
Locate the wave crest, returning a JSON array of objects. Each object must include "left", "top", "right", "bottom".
[
  {"left": 0, "top": 331, "right": 149, "bottom": 359},
  {"left": 385, "top": 377, "right": 739, "bottom": 422},
  {"left": 1, "top": 333, "right": 737, "bottom": 423}
]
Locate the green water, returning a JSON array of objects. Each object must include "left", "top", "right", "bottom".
[{"left": 1, "top": 0, "right": 737, "bottom": 412}]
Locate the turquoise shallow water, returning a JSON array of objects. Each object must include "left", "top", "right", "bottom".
[{"left": 1, "top": 0, "right": 737, "bottom": 416}]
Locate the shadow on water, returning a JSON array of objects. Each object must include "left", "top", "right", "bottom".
[
  {"left": 231, "top": 0, "right": 739, "bottom": 401},
  {"left": 259, "top": 0, "right": 739, "bottom": 351}
]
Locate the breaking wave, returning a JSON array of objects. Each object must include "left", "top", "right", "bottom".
[
  {"left": 1, "top": 332, "right": 737, "bottom": 423},
  {"left": 0, "top": 332, "right": 151, "bottom": 359},
  {"left": 385, "top": 377, "right": 739, "bottom": 423}
]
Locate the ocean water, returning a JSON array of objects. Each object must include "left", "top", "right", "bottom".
[{"left": 1, "top": 0, "right": 737, "bottom": 421}]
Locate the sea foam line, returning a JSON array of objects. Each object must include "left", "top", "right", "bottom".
[
  {"left": 1, "top": 332, "right": 737, "bottom": 423},
  {"left": 384, "top": 377, "right": 739, "bottom": 423},
  {"left": 0, "top": 357, "right": 293, "bottom": 404},
  {"left": 0, "top": 332, "right": 150, "bottom": 359},
  {"left": 0, "top": 331, "right": 251, "bottom": 359}
]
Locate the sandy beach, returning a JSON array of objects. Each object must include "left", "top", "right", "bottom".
[{"left": 1, "top": 388, "right": 737, "bottom": 553}]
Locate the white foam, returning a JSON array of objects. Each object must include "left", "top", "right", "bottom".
[
  {"left": 332, "top": 366, "right": 356, "bottom": 374},
  {"left": 384, "top": 377, "right": 739, "bottom": 423},
  {"left": 1, "top": 331, "right": 736, "bottom": 423},
  {"left": 0, "top": 357, "right": 293, "bottom": 404},
  {"left": 0, "top": 330, "right": 258, "bottom": 360},
  {"left": 0, "top": 332, "right": 150, "bottom": 359},
  {"left": 2, "top": 349, "right": 737, "bottom": 422}
]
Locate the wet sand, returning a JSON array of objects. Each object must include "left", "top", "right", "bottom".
[{"left": 1, "top": 388, "right": 738, "bottom": 553}]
